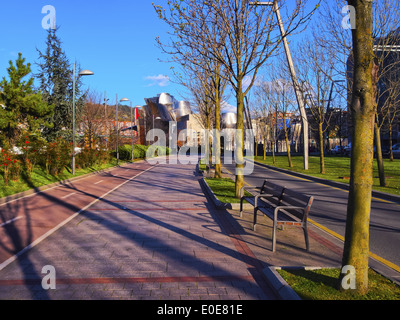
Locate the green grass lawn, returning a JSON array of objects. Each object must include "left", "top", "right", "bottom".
[
  {"left": 278, "top": 267, "right": 400, "bottom": 300},
  {"left": 252, "top": 155, "right": 400, "bottom": 196},
  {"left": 204, "top": 177, "right": 253, "bottom": 203},
  {"left": 0, "top": 159, "right": 126, "bottom": 198}
]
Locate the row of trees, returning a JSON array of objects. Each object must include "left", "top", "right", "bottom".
[
  {"left": 155, "top": 0, "right": 399, "bottom": 295},
  {"left": 155, "top": 0, "right": 317, "bottom": 196},
  {"left": 247, "top": 0, "right": 400, "bottom": 178}
]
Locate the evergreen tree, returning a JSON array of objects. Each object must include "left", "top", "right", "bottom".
[
  {"left": 36, "top": 27, "right": 84, "bottom": 141},
  {"left": 0, "top": 53, "right": 53, "bottom": 146}
]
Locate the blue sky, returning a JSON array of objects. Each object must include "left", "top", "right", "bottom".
[
  {"left": 0, "top": 0, "right": 324, "bottom": 111},
  {"left": 0, "top": 0, "right": 179, "bottom": 108}
]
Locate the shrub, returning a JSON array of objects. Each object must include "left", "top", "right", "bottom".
[
  {"left": 17, "top": 133, "right": 45, "bottom": 179},
  {"left": 146, "top": 145, "right": 171, "bottom": 158},
  {"left": 0, "top": 149, "right": 21, "bottom": 185},
  {"left": 44, "top": 138, "right": 70, "bottom": 176},
  {"left": 117, "top": 144, "right": 149, "bottom": 161},
  {"left": 117, "top": 145, "right": 132, "bottom": 161}
]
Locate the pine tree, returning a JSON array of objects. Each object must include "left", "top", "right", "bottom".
[
  {"left": 0, "top": 53, "right": 53, "bottom": 146},
  {"left": 36, "top": 28, "right": 84, "bottom": 141}
]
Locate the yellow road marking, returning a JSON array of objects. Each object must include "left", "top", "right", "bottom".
[
  {"left": 369, "top": 252, "right": 400, "bottom": 273},
  {"left": 222, "top": 163, "right": 400, "bottom": 274},
  {"left": 310, "top": 218, "right": 400, "bottom": 273},
  {"left": 308, "top": 218, "right": 345, "bottom": 241}
]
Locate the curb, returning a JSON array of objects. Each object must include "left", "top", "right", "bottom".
[
  {"left": 199, "top": 177, "right": 253, "bottom": 210},
  {"left": 0, "top": 161, "right": 137, "bottom": 206},
  {"left": 251, "top": 160, "right": 400, "bottom": 204},
  {"left": 262, "top": 267, "right": 302, "bottom": 300}
]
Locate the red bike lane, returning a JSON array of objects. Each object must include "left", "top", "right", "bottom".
[{"left": 0, "top": 160, "right": 155, "bottom": 269}]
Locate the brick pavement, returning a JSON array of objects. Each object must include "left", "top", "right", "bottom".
[{"left": 0, "top": 157, "right": 278, "bottom": 300}]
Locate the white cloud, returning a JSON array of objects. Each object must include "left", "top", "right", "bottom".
[{"left": 144, "top": 74, "right": 170, "bottom": 87}]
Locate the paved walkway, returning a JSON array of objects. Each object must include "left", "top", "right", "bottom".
[{"left": 0, "top": 157, "right": 277, "bottom": 300}]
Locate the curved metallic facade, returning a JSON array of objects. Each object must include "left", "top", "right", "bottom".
[
  {"left": 221, "top": 112, "right": 237, "bottom": 129},
  {"left": 144, "top": 93, "right": 192, "bottom": 122}
]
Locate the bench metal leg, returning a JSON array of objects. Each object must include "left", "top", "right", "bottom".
[
  {"left": 239, "top": 198, "right": 243, "bottom": 218},
  {"left": 272, "top": 219, "right": 277, "bottom": 253},
  {"left": 253, "top": 207, "right": 258, "bottom": 231}
]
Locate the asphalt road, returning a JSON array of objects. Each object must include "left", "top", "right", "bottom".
[{"left": 222, "top": 160, "right": 400, "bottom": 269}]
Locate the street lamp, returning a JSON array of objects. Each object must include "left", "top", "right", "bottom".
[
  {"left": 116, "top": 96, "right": 130, "bottom": 166},
  {"left": 153, "top": 115, "right": 161, "bottom": 143},
  {"left": 72, "top": 64, "right": 94, "bottom": 175},
  {"left": 119, "top": 97, "right": 136, "bottom": 162},
  {"left": 131, "top": 105, "right": 141, "bottom": 162}
]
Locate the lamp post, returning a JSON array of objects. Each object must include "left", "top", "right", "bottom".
[
  {"left": 119, "top": 97, "right": 134, "bottom": 162},
  {"left": 153, "top": 115, "right": 161, "bottom": 143},
  {"left": 130, "top": 102, "right": 134, "bottom": 162},
  {"left": 72, "top": 63, "right": 94, "bottom": 175},
  {"left": 131, "top": 105, "right": 141, "bottom": 162},
  {"left": 104, "top": 91, "right": 109, "bottom": 149},
  {"left": 250, "top": 0, "right": 309, "bottom": 170},
  {"left": 117, "top": 97, "right": 130, "bottom": 166}
]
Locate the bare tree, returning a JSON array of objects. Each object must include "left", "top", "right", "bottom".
[
  {"left": 316, "top": 0, "right": 400, "bottom": 186},
  {"left": 155, "top": 2, "right": 231, "bottom": 177},
  {"left": 382, "top": 70, "right": 400, "bottom": 160},
  {"left": 295, "top": 39, "right": 337, "bottom": 174},
  {"left": 167, "top": 0, "right": 315, "bottom": 196},
  {"left": 253, "top": 78, "right": 278, "bottom": 163},
  {"left": 80, "top": 92, "right": 105, "bottom": 149},
  {"left": 260, "top": 62, "right": 297, "bottom": 168}
]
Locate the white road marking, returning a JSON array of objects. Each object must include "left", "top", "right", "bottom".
[
  {"left": 61, "top": 192, "right": 77, "bottom": 199},
  {"left": 0, "top": 216, "right": 23, "bottom": 228}
]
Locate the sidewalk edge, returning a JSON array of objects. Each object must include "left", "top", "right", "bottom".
[
  {"left": 262, "top": 267, "right": 302, "bottom": 300},
  {"left": 199, "top": 177, "right": 253, "bottom": 210}
]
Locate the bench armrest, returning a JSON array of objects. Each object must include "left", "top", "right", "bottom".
[
  {"left": 254, "top": 193, "right": 277, "bottom": 205},
  {"left": 240, "top": 185, "right": 259, "bottom": 198},
  {"left": 273, "top": 206, "right": 306, "bottom": 221}
]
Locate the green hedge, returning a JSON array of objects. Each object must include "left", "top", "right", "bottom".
[
  {"left": 116, "top": 144, "right": 150, "bottom": 160},
  {"left": 116, "top": 144, "right": 171, "bottom": 160}
]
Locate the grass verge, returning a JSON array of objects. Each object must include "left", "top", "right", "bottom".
[
  {"left": 204, "top": 177, "right": 252, "bottom": 204},
  {"left": 277, "top": 267, "right": 400, "bottom": 300},
  {"left": 253, "top": 155, "right": 400, "bottom": 196},
  {"left": 0, "top": 158, "right": 129, "bottom": 199}
]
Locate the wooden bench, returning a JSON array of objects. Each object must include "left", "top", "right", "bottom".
[{"left": 240, "top": 180, "right": 314, "bottom": 252}]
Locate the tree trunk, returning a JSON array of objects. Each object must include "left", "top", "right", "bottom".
[
  {"left": 318, "top": 122, "right": 325, "bottom": 174},
  {"left": 389, "top": 121, "right": 394, "bottom": 162},
  {"left": 235, "top": 82, "right": 245, "bottom": 198},
  {"left": 205, "top": 106, "right": 211, "bottom": 171},
  {"left": 272, "top": 140, "right": 276, "bottom": 164},
  {"left": 339, "top": 0, "right": 376, "bottom": 295},
  {"left": 374, "top": 122, "right": 386, "bottom": 186},
  {"left": 263, "top": 135, "right": 267, "bottom": 161},
  {"left": 208, "top": 112, "right": 212, "bottom": 169},
  {"left": 284, "top": 116, "right": 293, "bottom": 168},
  {"left": 215, "top": 90, "right": 222, "bottom": 178}
]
